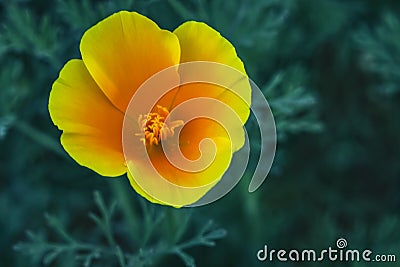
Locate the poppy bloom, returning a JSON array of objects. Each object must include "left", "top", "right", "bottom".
[{"left": 49, "top": 11, "right": 251, "bottom": 207}]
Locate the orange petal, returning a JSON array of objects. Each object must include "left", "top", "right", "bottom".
[
  {"left": 49, "top": 59, "right": 126, "bottom": 177},
  {"left": 126, "top": 136, "right": 232, "bottom": 207},
  {"left": 80, "top": 11, "right": 181, "bottom": 112},
  {"left": 157, "top": 22, "right": 252, "bottom": 153},
  {"left": 173, "top": 21, "right": 250, "bottom": 119}
]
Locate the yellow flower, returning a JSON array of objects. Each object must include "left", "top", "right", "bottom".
[{"left": 49, "top": 11, "right": 251, "bottom": 207}]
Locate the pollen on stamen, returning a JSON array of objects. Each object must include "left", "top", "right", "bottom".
[{"left": 135, "top": 105, "right": 184, "bottom": 146}]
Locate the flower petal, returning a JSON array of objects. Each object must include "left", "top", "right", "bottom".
[
  {"left": 49, "top": 59, "right": 126, "bottom": 176},
  {"left": 126, "top": 136, "right": 232, "bottom": 207},
  {"left": 174, "top": 21, "right": 246, "bottom": 70},
  {"left": 162, "top": 22, "right": 252, "bottom": 151},
  {"left": 173, "top": 21, "right": 250, "bottom": 120},
  {"left": 80, "top": 11, "right": 181, "bottom": 112}
]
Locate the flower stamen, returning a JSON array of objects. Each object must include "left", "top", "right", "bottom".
[{"left": 136, "top": 105, "right": 183, "bottom": 146}]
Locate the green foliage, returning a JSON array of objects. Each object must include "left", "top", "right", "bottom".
[
  {"left": 15, "top": 191, "right": 226, "bottom": 267},
  {"left": 355, "top": 11, "right": 400, "bottom": 95},
  {"left": 264, "top": 67, "right": 323, "bottom": 140},
  {"left": 3, "top": 5, "right": 58, "bottom": 61},
  {"left": 1, "top": 0, "right": 399, "bottom": 267}
]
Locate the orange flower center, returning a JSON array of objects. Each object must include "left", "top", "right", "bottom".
[{"left": 137, "top": 105, "right": 184, "bottom": 146}]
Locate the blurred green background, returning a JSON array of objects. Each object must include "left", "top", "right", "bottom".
[{"left": 1, "top": 0, "right": 399, "bottom": 266}]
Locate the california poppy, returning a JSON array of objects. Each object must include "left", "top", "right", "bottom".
[{"left": 49, "top": 11, "right": 251, "bottom": 207}]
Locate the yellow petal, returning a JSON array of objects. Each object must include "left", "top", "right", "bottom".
[
  {"left": 174, "top": 21, "right": 245, "bottom": 70},
  {"left": 80, "top": 11, "right": 181, "bottom": 112},
  {"left": 49, "top": 59, "right": 126, "bottom": 177},
  {"left": 170, "top": 22, "right": 251, "bottom": 151},
  {"left": 126, "top": 136, "right": 232, "bottom": 207}
]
